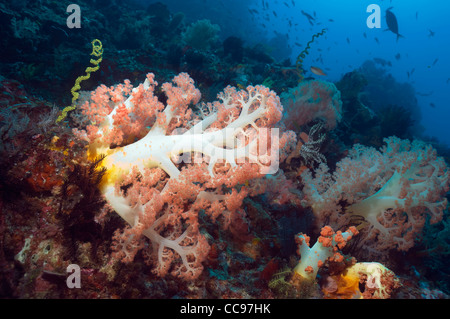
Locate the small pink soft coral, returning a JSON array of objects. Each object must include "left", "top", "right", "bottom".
[
  {"left": 302, "top": 136, "right": 449, "bottom": 252},
  {"left": 281, "top": 79, "right": 342, "bottom": 130}
]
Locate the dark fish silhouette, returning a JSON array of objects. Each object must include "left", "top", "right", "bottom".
[
  {"left": 428, "top": 29, "right": 435, "bottom": 37},
  {"left": 261, "top": 0, "right": 268, "bottom": 9},
  {"left": 301, "top": 10, "right": 315, "bottom": 22},
  {"left": 386, "top": 8, "right": 404, "bottom": 41},
  {"left": 395, "top": 53, "right": 401, "bottom": 60},
  {"left": 430, "top": 103, "right": 436, "bottom": 108}
]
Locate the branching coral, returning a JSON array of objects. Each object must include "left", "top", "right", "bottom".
[
  {"left": 73, "top": 72, "right": 296, "bottom": 280},
  {"left": 302, "top": 136, "right": 450, "bottom": 253}
]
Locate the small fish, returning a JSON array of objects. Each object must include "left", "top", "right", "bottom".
[
  {"left": 283, "top": 2, "right": 289, "bottom": 7},
  {"left": 446, "top": 78, "right": 450, "bottom": 84},
  {"left": 346, "top": 37, "right": 350, "bottom": 44},
  {"left": 328, "top": 19, "right": 334, "bottom": 22},
  {"left": 395, "top": 53, "right": 401, "bottom": 60},
  {"left": 415, "top": 11, "right": 418, "bottom": 20},
  {"left": 430, "top": 102, "right": 436, "bottom": 108},
  {"left": 301, "top": 10, "right": 315, "bottom": 21},
  {"left": 432, "top": 58, "right": 439, "bottom": 66},
  {"left": 363, "top": 32, "right": 367, "bottom": 38},
  {"left": 374, "top": 37, "right": 380, "bottom": 44},
  {"left": 428, "top": 29, "right": 435, "bottom": 37},
  {"left": 310, "top": 66, "right": 327, "bottom": 76},
  {"left": 273, "top": 11, "right": 277, "bottom": 17}
]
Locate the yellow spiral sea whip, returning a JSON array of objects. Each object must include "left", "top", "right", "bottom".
[
  {"left": 295, "top": 29, "right": 327, "bottom": 82},
  {"left": 56, "top": 39, "right": 103, "bottom": 123}
]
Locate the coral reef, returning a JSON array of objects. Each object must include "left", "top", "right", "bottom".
[{"left": 0, "top": 0, "right": 449, "bottom": 301}]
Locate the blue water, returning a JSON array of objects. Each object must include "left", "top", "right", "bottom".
[{"left": 143, "top": 0, "right": 450, "bottom": 147}]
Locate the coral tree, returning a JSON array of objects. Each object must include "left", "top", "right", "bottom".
[
  {"left": 302, "top": 136, "right": 450, "bottom": 253},
  {"left": 73, "top": 72, "right": 296, "bottom": 280}
]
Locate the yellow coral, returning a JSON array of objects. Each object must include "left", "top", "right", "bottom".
[
  {"left": 322, "top": 262, "right": 401, "bottom": 299},
  {"left": 56, "top": 39, "right": 103, "bottom": 123}
]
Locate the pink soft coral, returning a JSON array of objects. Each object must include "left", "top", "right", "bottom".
[
  {"left": 302, "top": 136, "right": 449, "bottom": 252},
  {"left": 281, "top": 79, "right": 343, "bottom": 130},
  {"left": 74, "top": 72, "right": 296, "bottom": 280}
]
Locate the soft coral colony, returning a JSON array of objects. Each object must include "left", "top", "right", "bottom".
[
  {"left": 73, "top": 71, "right": 296, "bottom": 280},
  {"left": 68, "top": 66, "right": 449, "bottom": 297}
]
